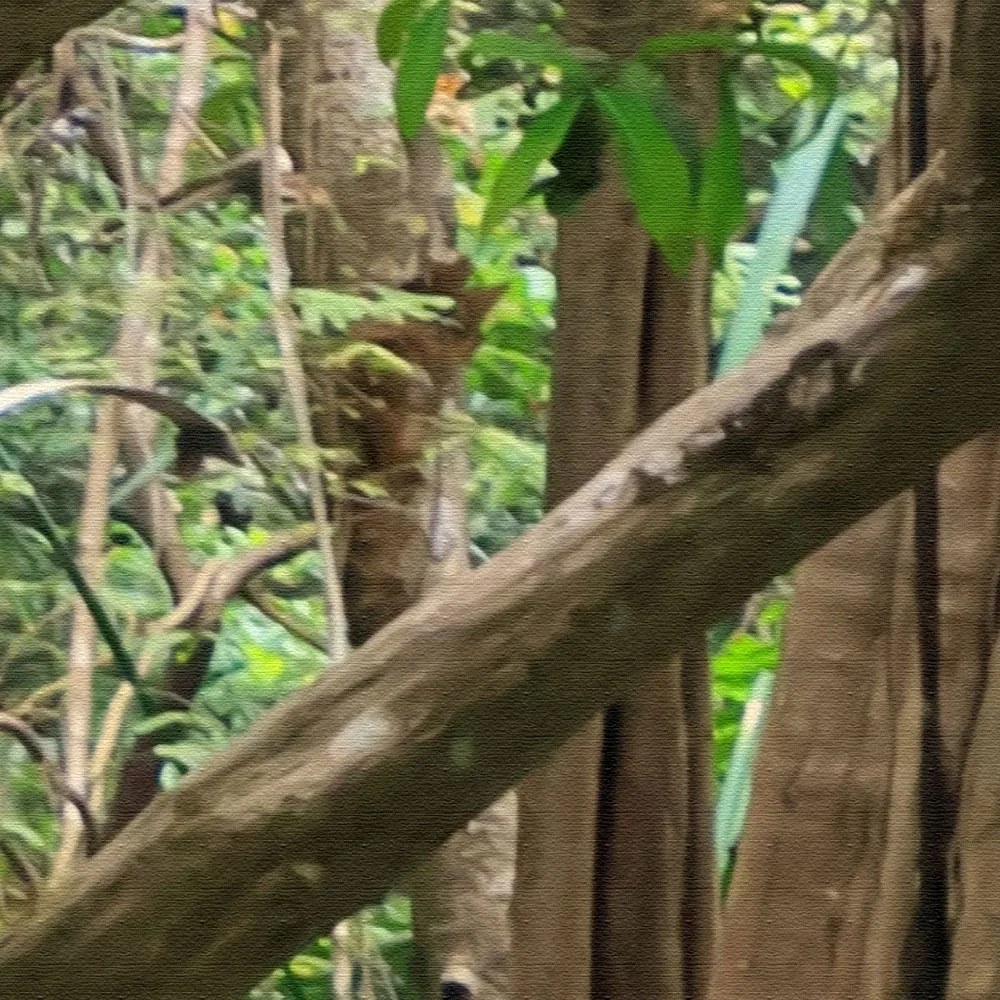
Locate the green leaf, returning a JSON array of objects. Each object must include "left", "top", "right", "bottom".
[
  {"left": 697, "top": 74, "right": 746, "bottom": 265},
  {"left": 716, "top": 98, "right": 848, "bottom": 375},
  {"left": 749, "top": 40, "right": 838, "bottom": 127},
  {"left": 292, "top": 286, "right": 451, "bottom": 334},
  {"left": 594, "top": 85, "right": 694, "bottom": 273},
  {"left": 395, "top": 0, "right": 451, "bottom": 140},
  {"left": 462, "top": 28, "right": 590, "bottom": 80},
  {"left": 287, "top": 954, "right": 332, "bottom": 981},
  {"left": 323, "top": 341, "right": 424, "bottom": 381},
  {"left": 0, "top": 819, "right": 47, "bottom": 852},
  {"left": 482, "top": 94, "right": 584, "bottom": 233},
  {"left": 376, "top": 0, "right": 424, "bottom": 63}
]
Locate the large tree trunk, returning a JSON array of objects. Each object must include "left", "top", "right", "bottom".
[
  {"left": 710, "top": 2, "right": 1000, "bottom": 996},
  {"left": 2, "top": 151, "right": 1000, "bottom": 994},
  {"left": 273, "top": 3, "right": 515, "bottom": 995}
]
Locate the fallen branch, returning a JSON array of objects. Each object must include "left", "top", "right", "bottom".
[{"left": 1, "top": 159, "right": 998, "bottom": 998}]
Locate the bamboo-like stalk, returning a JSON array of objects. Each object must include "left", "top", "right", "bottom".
[{"left": 259, "top": 26, "right": 350, "bottom": 665}]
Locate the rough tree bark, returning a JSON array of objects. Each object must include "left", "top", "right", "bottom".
[
  {"left": 272, "top": 2, "right": 515, "bottom": 995},
  {"left": 1, "top": 149, "right": 1000, "bottom": 995}
]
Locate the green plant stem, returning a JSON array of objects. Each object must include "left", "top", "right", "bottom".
[{"left": 0, "top": 444, "right": 155, "bottom": 714}]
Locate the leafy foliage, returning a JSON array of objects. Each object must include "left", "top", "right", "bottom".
[
  {"left": 394, "top": 0, "right": 454, "bottom": 139},
  {"left": 384, "top": 9, "right": 845, "bottom": 270}
]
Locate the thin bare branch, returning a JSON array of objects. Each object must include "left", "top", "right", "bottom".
[
  {"left": 156, "top": 0, "right": 214, "bottom": 198},
  {"left": 151, "top": 523, "right": 319, "bottom": 634},
  {"left": 52, "top": 401, "right": 117, "bottom": 881},
  {"left": 259, "top": 25, "right": 349, "bottom": 663},
  {"left": 0, "top": 715, "right": 100, "bottom": 857},
  {"left": 66, "top": 27, "right": 186, "bottom": 54},
  {"left": 243, "top": 581, "right": 327, "bottom": 653}
]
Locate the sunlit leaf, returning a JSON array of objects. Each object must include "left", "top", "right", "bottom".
[
  {"left": 750, "top": 40, "right": 839, "bottom": 127},
  {"left": 287, "top": 954, "right": 331, "bottom": 981}
]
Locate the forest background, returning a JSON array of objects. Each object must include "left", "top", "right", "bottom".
[{"left": 0, "top": 0, "right": 961, "bottom": 997}]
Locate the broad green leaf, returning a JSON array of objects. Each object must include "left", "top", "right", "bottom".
[
  {"left": 594, "top": 85, "right": 694, "bottom": 273},
  {"left": 482, "top": 94, "right": 584, "bottom": 233},
  {"left": 716, "top": 97, "right": 848, "bottom": 375},
  {"left": 697, "top": 74, "right": 746, "bottom": 265},
  {"left": 376, "top": 0, "right": 423, "bottom": 63},
  {"left": 395, "top": 0, "right": 451, "bottom": 140},
  {"left": 462, "top": 28, "right": 590, "bottom": 80}
]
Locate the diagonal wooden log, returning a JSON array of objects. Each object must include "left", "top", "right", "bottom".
[{"left": 1, "top": 159, "right": 999, "bottom": 999}]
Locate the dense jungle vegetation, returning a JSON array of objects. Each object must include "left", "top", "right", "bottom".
[{"left": 2, "top": 0, "right": 999, "bottom": 997}]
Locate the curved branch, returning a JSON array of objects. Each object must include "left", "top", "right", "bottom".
[
  {"left": 0, "top": 715, "right": 101, "bottom": 857},
  {"left": 1, "top": 157, "right": 999, "bottom": 997},
  {"left": 150, "top": 523, "right": 320, "bottom": 634}
]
